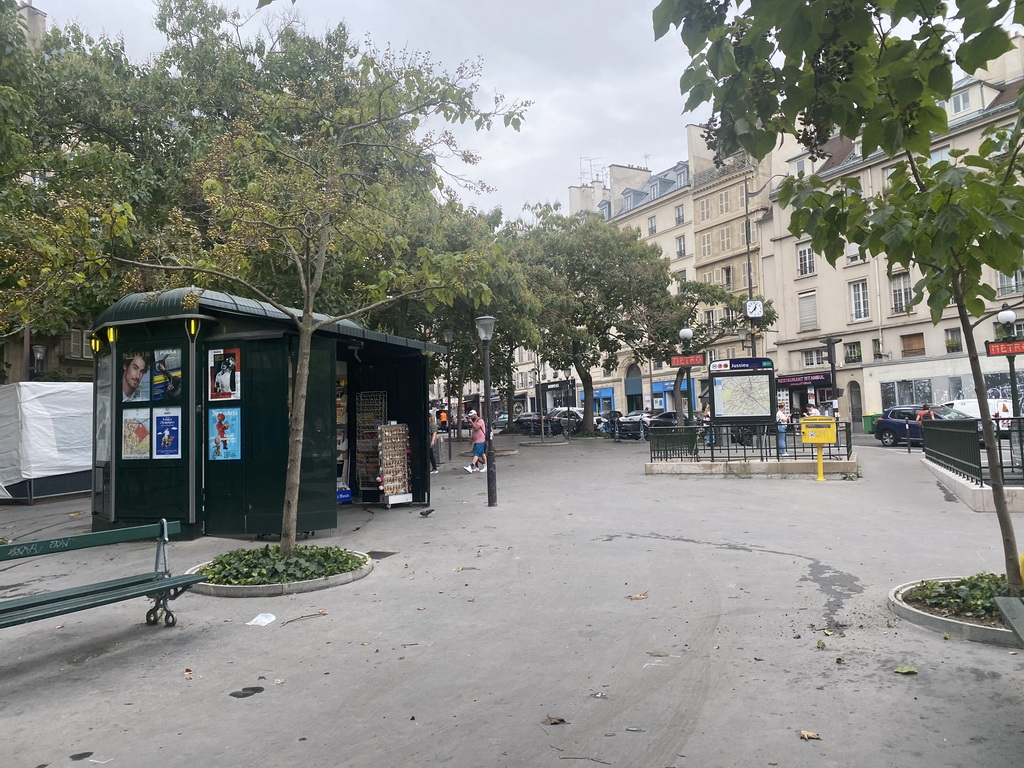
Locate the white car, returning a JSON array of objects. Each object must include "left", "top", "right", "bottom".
[{"left": 942, "top": 399, "right": 1014, "bottom": 436}]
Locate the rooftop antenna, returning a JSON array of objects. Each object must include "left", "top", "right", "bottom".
[{"left": 579, "top": 157, "right": 602, "bottom": 185}]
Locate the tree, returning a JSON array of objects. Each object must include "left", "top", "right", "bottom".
[
  {"left": 655, "top": 0, "right": 1024, "bottom": 590},
  {"left": 514, "top": 207, "right": 681, "bottom": 432},
  {"left": 7, "top": 0, "right": 526, "bottom": 557}
]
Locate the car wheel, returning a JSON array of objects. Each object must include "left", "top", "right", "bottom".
[{"left": 879, "top": 429, "right": 898, "bottom": 447}]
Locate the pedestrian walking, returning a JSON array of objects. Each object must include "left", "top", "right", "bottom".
[
  {"left": 776, "top": 403, "right": 790, "bottom": 456},
  {"left": 428, "top": 415, "right": 439, "bottom": 474},
  {"left": 464, "top": 410, "right": 487, "bottom": 472}
]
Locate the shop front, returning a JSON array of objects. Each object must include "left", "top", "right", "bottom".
[
  {"left": 91, "top": 288, "right": 440, "bottom": 537},
  {"left": 776, "top": 372, "right": 833, "bottom": 416}
]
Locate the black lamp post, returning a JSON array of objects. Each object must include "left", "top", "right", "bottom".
[
  {"left": 443, "top": 328, "right": 454, "bottom": 460},
  {"left": 997, "top": 305, "right": 1020, "bottom": 418},
  {"left": 678, "top": 327, "right": 694, "bottom": 424},
  {"left": 821, "top": 336, "right": 842, "bottom": 416},
  {"left": 475, "top": 316, "right": 497, "bottom": 507}
]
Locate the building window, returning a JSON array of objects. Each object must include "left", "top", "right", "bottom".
[
  {"left": 721, "top": 266, "right": 732, "bottom": 288},
  {"left": 872, "top": 338, "right": 883, "bottom": 361},
  {"left": 742, "top": 218, "right": 756, "bottom": 245},
  {"left": 741, "top": 261, "right": 751, "bottom": 289},
  {"left": 952, "top": 91, "right": 971, "bottom": 114},
  {"left": 999, "top": 268, "right": 1024, "bottom": 296},
  {"left": 719, "top": 226, "right": 731, "bottom": 252},
  {"left": 891, "top": 272, "right": 913, "bottom": 313},
  {"left": 649, "top": 184, "right": 660, "bottom": 201},
  {"left": 66, "top": 329, "right": 94, "bottom": 360},
  {"left": 797, "top": 244, "right": 816, "bottom": 276},
  {"left": 723, "top": 306, "right": 736, "bottom": 322},
  {"left": 708, "top": 348, "right": 719, "bottom": 362},
  {"left": 676, "top": 269, "right": 687, "bottom": 283},
  {"left": 699, "top": 198, "right": 711, "bottom": 221},
  {"left": 844, "top": 341, "right": 862, "bottom": 363},
  {"left": 850, "top": 280, "right": 870, "bottom": 320},
  {"left": 647, "top": 216, "right": 657, "bottom": 236},
  {"left": 795, "top": 158, "right": 806, "bottom": 176},
  {"left": 901, "top": 333, "right": 926, "bottom": 358},
  {"left": 675, "top": 204, "right": 685, "bottom": 225},
  {"left": 700, "top": 232, "right": 713, "bottom": 258},
  {"left": 798, "top": 291, "right": 817, "bottom": 331},
  {"left": 718, "top": 190, "right": 731, "bottom": 214},
  {"left": 702, "top": 271, "right": 711, "bottom": 283},
  {"left": 803, "top": 349, "right": 827, "bottom": 367},
  {"left": 945, "top": 327, "right": 963, "bottom": 353},
  {"left": 930, "top": 146, "right": 950, "bottom": 165},
  {"left": 676, "top": 168, "right": 689, "bottom": 187},
  {"left": 675, "top": 235, "right": 686, "bottom": 257},
  {"left": 846, "top": 241, "right": 864, "bottom": 263},
  {"left": 704, "top": 310, "right": 715, "bottom": 326}
]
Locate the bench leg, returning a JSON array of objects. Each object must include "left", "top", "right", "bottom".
[{"left": 145, "top": 584, "right": 196, "bottom": 628}]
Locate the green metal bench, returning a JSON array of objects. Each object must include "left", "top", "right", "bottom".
[
  {"left": 0, "top": 519, "right": 206, "bottom": 629},
  {"left": 995, "top": 596, "right": 1024, "bottom": 647}
]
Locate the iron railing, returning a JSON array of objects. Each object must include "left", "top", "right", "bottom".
[
  {"left": 923, "top": 418, "right": 1024, "bottom": 486},
  {"left": 649, "top": 421, "right": 853, "bottom": 462}
]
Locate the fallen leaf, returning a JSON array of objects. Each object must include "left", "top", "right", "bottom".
[
  {"left": 542, "top": 716, "right": 568, "bottom": 725},
  {"left": 361, "top": 642, "right": 371, "bottom": 646},
  {"left": 647, "top": 650, "right": 668, "bottom": 657},
  {"left": 183, "top": 668, "right": 194, "bottom": 680},
  {"left": 1011, "top": 651, "right": 1019, "bottom": 656},
  {"left": 894, "top": 665, "right": 918, "bottom": 675},
  {"left": 417, "top": 607, "right": 426, "bottom": 611},
  {"left": 799, "top": 730, "right": 821, "bottom": 740},
  {"left": 816, "top": 639, "right": 826, "bottom": 650},
  {"left": 835, "top": 657, "right": 845, "bottom": 665},
  {"left": 626, "top": 592, "right": 649, "bottom": 601}
]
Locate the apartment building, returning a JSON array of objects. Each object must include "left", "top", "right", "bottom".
[{"left": 762, "top": 38, "right": 1024, "bottom": 427}]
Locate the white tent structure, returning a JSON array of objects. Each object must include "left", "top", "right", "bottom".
[{"left": 0, "top": 382, "right": 93, "bottom": 501}]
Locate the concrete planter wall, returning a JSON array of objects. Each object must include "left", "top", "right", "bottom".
[
  {"left": 888, "top": 578, "right": 1017, "bottom": 646},
  {"left": 185, "top": 552, "right": 373, "bottom": 598}
]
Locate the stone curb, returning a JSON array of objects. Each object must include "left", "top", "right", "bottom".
[
  {"left": 888, "top": 579, "right": 1017, "bottom": 646},
  {"left": 185, "top": 551, "right": 373, "bottom": 598}
]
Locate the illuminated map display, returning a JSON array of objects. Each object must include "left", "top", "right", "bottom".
[{"left": 712, "top": 373, "right": 773, "bottom": 419}]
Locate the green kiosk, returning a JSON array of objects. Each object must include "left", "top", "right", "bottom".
[{"left": 91, "top": 287, "right": 441, "bottom": 537}]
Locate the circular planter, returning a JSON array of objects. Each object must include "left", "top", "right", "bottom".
[
  {"left": 186, "top": 551, "right": 373, "bottom": 598},
  {"left": 888, "top": 579, "right": 1016, "bottom": 646}
]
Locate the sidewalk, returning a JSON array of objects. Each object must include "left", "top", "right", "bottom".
[{"left": 2, "top": 438, "right": 1022, "bottom": 767}]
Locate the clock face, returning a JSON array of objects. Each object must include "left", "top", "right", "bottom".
[{"left": 745, "top": 300, "right": 764, "bottom": 318}]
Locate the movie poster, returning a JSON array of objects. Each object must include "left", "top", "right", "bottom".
[
  {"left": 121, "top": 350, "right": 151, "bottom": 402},
  {"left": 153, "top": 407, "right": 182, "bottom": 459},
  {"left": 153, "top": 348, "right": 183, "bottom": 402},
  {"left": 209, "top": 348, "right": 241, "bottom": 401},
  {"left": 121, "top": 409, "right": 151, "bottom": 460},
  {"left": 208, "top": 407, "right": 240, "bottom": 461}
]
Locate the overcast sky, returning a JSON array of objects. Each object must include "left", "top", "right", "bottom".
[{"left": 36, "top": 0, "right": 705, "bottom": 220}]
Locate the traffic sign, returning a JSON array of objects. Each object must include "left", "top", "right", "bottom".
[
  {"left": 986, "top": 340, "right": 1024, "bottom": 356},
  {"left": 670, "top": 353, "right": 705, "bottom": 367}
]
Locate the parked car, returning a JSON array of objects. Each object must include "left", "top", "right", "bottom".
[
  {"left": 548, "top": 407, "right": 586, "bottom": 435},
  {"left": 873, "top": 404, "right": 973, "bottom": 447},
  {"left": 941, "top": 399, "right": 1014, "bottom": 437},
  {"left": 648, "top": 411, "right": 680, "bottom": 428},
  {"left": 513, "top": 411, "right": 552, "bottom": 434},
  {"left": 491, "top": 413, "right": 509, "bottom": 431}
]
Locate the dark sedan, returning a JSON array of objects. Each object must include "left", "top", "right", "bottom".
[
  {"left": 874, "top": 404, "right": 973, "bottom": 446},
  {"left": 513, "top": 411, "right": 552, "bottom": 435}
]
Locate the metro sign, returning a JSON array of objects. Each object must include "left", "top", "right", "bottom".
[
  {"left": 986, "top": 340, "right": 1024, "bottom": 356},
  {"left": 670, "top": 353, "right": 705, "bottom": 367}
]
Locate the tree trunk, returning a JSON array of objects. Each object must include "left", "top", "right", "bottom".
[
  {"left": 579, "top": 368, "right": 594, "bottom": 431},
  {"left": 280, "top": 315, "right": 314, "bottom": 558},
  {"left": 959, "top": 302, "right": 1021, "bottom": 594}
]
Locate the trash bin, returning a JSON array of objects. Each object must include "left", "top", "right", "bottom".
[{"left": 863, "top": 414, "right": 881, "bottom": 434}]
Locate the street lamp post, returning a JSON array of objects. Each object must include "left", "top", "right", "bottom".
[
  {"left": 678, "top": 328, "right": 695, "bottom": 424},
  {"left": 743, "top": 177, "right": 757, "bottom": 357},
  {"left": 443, "top": 329, "right": 454, "bottom": 461},
  {"left": 821, "top": 337, "right": 843, "bottom": 416},
  {"left": 997, "top": 305, "right": 1020, "bottom": 418},
  {"left": 475, "top": 316, "right": 497, "bottom": 507}
]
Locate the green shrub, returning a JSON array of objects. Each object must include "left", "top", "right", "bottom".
[
  {"left": 905, "top": 572, "right": 1007, "bottom": 618},
  {"left": 199, "top": 544, "right": 367, "bottom": 586}
]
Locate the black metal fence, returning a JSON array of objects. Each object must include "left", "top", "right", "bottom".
[
  {"left": 649, "top": 421, "right": 854, "bottom": 462},
  {"left": 923, "top": 418, "right": 1024, "bottom": 486}
]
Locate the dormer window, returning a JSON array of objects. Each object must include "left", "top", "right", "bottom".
[{"left": 952, "top": 91, "right": 971, "bottom": 114}]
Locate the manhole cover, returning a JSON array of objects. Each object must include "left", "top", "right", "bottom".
[{"left": 365, "top": 551, "right": 398, "bottom": 560}]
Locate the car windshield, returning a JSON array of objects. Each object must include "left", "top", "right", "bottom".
[{"left": 935, "top": 406, "right": 972, "bottom": 419}]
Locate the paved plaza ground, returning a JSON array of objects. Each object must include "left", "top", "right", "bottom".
[{"left": 2, "top": 435, "right": 1023, "bottom": 767}]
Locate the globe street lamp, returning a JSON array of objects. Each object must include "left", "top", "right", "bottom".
[
  {"left": 997, "top": 305, "right": 1020, "bottom": 418},
  {"left": 442, "top": 328, "right": 454, "bottom": 461},
  {"left": 475, "top": 316, "right": 497, "bottom": 507},
  {"left": 678, "top": 328, "right": 695, "bottom": 424}
]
